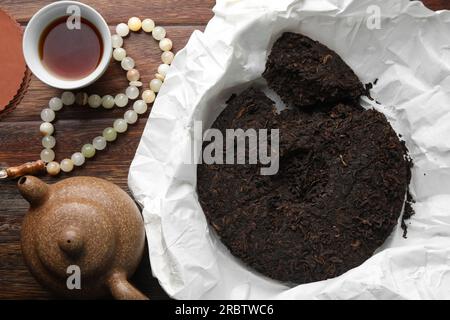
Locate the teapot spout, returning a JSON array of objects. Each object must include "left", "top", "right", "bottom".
[{"left": 18, "top": 176, "right": 49, "bottom": 206}]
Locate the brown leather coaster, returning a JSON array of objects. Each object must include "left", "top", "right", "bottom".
[
  {"left": 0, "top": 67, "right": 32, "bottom": 119},
  {"left": 0, "top": 8, "right": 27, "bottom": 115}
]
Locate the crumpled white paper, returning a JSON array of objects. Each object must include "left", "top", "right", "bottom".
[{"left": 129, "top": 0, "right": 450, "bottom": 299}]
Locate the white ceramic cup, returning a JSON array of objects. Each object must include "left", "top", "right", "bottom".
[{"left": 23, "top": 1, "right": 112, "bottom": 90}]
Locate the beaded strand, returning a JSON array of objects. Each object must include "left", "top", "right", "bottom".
[{"left": 39, "top": 17, "right": 174, "bottom": 176}]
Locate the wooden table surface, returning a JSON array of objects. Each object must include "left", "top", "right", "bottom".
[{"left": 0, "top": 0, "right": 447, "bottom": 300}]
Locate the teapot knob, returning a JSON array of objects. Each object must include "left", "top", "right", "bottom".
[{"left": 58, "top": 227, "right": 84, "bottom": 257}]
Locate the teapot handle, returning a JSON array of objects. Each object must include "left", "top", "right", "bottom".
[{"left": 107, "top": 271, "right": 149, "bottom": 300}]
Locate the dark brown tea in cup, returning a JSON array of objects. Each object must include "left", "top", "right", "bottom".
[{"left": 39, "top": 16, "right": 103, "bottom": 80}]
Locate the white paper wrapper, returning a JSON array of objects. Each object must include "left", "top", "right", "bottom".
[{"left": 129, "top": 0, "right": 450, "bottom": 299}]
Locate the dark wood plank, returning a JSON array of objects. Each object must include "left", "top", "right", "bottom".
[
  {"left": 0, "top": 119, "right": 172, "bottom": 299},
  {"left": 0, "top": 0, "right": 209, "bottom": 301},
  {"left": 0, "top": 243, "right": 53, "bottom": 299},
  {"left": 0, "top": 0, "right": 215, "bottom": 25},
  {"left": 0, "top": 242, "right": 168, "bottom": 300},
  {"left": 4, "top": 25, "right": 202, "bottom": 122},
  {"left": 0, "top": 0, "right": 448, "bottom": 301},
  {"left": 0, "top": 118, "right": 170, "bottom": 299},
  {"left": 0, "top": 119, "right": 147, "bottom": 167}
]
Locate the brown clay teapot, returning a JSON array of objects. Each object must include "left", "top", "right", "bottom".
[{"left": 18, "top": 175, "right": 148, "bottom": 300}]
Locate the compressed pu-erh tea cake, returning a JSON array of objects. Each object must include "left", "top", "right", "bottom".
[
  {"left": 263, "top": 32, "right": 365, "bottom": 108},
  {"left": 197, "top": 33, "right": 412, "bottom": 284}
]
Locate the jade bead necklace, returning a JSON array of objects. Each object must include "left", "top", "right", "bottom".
[{"left": 1, "top": 17, "right": 174, "bottom": 179}]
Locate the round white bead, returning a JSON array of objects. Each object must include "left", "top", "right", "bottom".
[
  {"left": 121, "top": 57, "right": 135, "bottom": 71},
  {"left": 82, "top": 144, "right": 96, "bottom": 158},
  {"left": 103, "top": 127, "right": 117, "bottom": 142},
  {"left": 61, "top": 92, "right": 75, "bottom": 105},
  {"left": 142, "top": 90, "right": 156, "bottom": 104},
  {"left": 142, "top": 19, "right": 155, "bottom": 32},
  {"left": 133, "top": 100, "right": 148, "bottom": 114},
  {"left": 42, "top": 136, "right": 56, "bottom": 149},
  {"left": 40, "top": 122, "right": 54, "bottom": 136},
  {"left": 60, "top": 159, "right": 74, "bottom": 173},
  {"left": 93, "top": 136, "right": 107, "bottom": 151},
  {"left": 115, "top": 93, "right": 129, "bottom": 108},
  {"left": 46, "top": 162, "right": 60, "bottom": 176},
  {"left": 155, "top": 73, "right": 165, "bottom": 82},
  {"left": 126, "top": 86, "right": 140, "bottom": 100},
  {"left": 116, "top": 23, "right": 130, "bottom": 37},
  {"left": 127, "top": 69, "right": 140, "bottom": 82},
  {"left": 161, "top": 51, "right": 174, "bottom": 64},
  {"left": 158, "top": 64, "right": 170, "bottom": 77},
  {"left": 49, "top": 97, "right": 63, "bottom": 111},
  {"left": 71, "top": 152, "right": 85, "bottom": 167},
  {"left": 102, "top": 95, "right": 115, "bottom": 109},
  {"left": 150, "top": 78, "right": 163, "bottom": 92},
  {"left": 112, "top": 34, "right": 123, "bottom": 48},
  {"left": 128, "top": 17, "right": 142, "bottom": 32},
  {"left": 40, "top": 149, "right": 55, "bottom": 163},
  {"left": 41, "top": 108, "right": 55, "bottom": 122},
  {"left": 113, "top": 119, "right": 128, "bottom": 133},
  {"left": 159, "top": 38, "right": 173, "bottom": 52},
  {"left": 152, "top": 26, "right": 166, "bottom": 41},
  {"left": 124, "top": 110, "right": 138, "bottom": 124},
  {"left": 88, "top": 94, "right": 102, "bottom": 108},
  {"left": 113, "top": 48, "right": 127, "bottom": 61}
]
